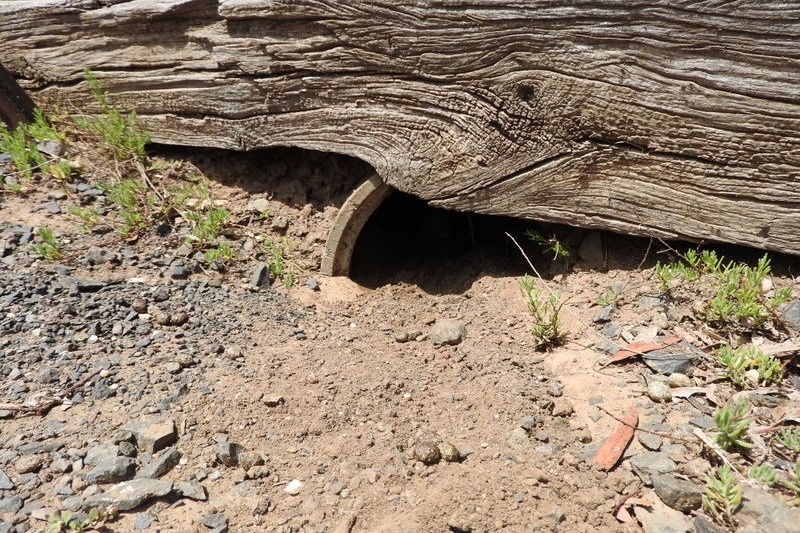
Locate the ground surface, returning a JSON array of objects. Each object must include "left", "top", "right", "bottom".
[{"left": 1, "top": 147, "right": 799, "bottom": 533}]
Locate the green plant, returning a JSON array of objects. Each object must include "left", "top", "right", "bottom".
[
  {"left": 263, "top": 237, "right": 296, "bottom": 289},
  {"left": 69, "top": 206, "right": 100, "bottom": 230},
  {"left": 596, "top": 288, "right": 619, "bottom": 307},
  {"left": 31, "top": 227, "right": 62, "bottom": 260},
  {"left": 703, "top": 465, "right": 742, "bottom": 527},
  {"left": 520, "top": 274, "right": 565, "bottom": 350},
  {"left": 39, "top": 507, "right": 114, "bottom": 533},
  {"left": 204, "top": 243, "right": 236, "bottom": 264},
  {"left": 188, "top": 207, "right": 229, "bottom": 246},
  {"left": 105, "top": 179, "right": 147, "bottom": 235},
  {"left": 713, "top": 399, "right": 753, "bottom": 451},
  {"left": 1, "top": 108, "right": 69, "bottom": 181},
  {"left": 776, "top": 427, "right": 800, "bottom": 454},
  {"left": 524, "top": 229, "right": 571, "bottom": 271},
  {"left": 749, "top": 461, "right": 800, "bottom": 505},
  {"left": 76, "top": 68, "right": 149, "bottom": 160},
  {"left": 715, "top": 344, "right": 784, "bottom": 388}
]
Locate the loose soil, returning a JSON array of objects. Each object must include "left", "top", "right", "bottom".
[{"left": 1, "top": 147, "right": 798, "bottom": 533}]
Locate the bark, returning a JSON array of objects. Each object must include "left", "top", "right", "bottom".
[{"left": 1, "top": 0, "right": 799, "bottom": 254}]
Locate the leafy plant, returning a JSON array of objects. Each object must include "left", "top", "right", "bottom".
[
  {"left": 69, "top": 206, "right": 100, "bottom": 230},
  {"left": 39, "top": 507, "right": 115, "bottom": 533},
  {"left": 31, "top": 227, "right": 62, "bottom": 260},
  {"left": 596, "top": 288, "right": 619, "bottom": 307},
  {"left": 776, "top": 427, "right": 800, "bottom": 454},
  {"left": 703, "top": 465, "right": 742, "bottom": 527},
  {"left": 715, "top": 344, "right": 784, "bottom": 388},
  {"left": 520, "top": 274, "right": 565, "bottom": 350},
  {"left": 105, "top": 179, "right": 147, "bottom": 236},
  {"left": 524, "top": 229, "right": 571, "bottom": 271},
  {"left": 1, "top": 108, "right": 71, "bottom": 182},
  {"left": 76, "top": 68, "right": 149, "bottom": 160},
  {"left": 204, "top": 243, "right": 236, "bottom": 264},
  {"left": 749, "top": 461, "right": 800, "bottom": 505},
  {"left": 263, "top": 237, "right": 296, "bottom": 289},
  {"left": 188, "top": 207, "right": 229, "bottom": 246},
  {"left": 713, "top": 399, "right": 753, "bottom": 451}
]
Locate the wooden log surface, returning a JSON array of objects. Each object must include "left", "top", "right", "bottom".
[{"left": 1, "top": 0, "right": 799, "bottom": 254}]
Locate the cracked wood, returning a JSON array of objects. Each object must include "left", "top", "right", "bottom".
[{"left": 1, "top": 0, "right": 799, "bottom": 253}]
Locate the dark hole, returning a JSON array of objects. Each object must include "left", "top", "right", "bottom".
[{"left": 349, "top": 191, "right": 537, "bottom": 293}]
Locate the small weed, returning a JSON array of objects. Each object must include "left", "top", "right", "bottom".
[
  {"left": 596, "top": 288, "right": 619, "bottom": 307},
  {"left": 76, "top": 68, "right": 149, "bottom": 160},
  {"left": 263, "top": 237, "right": 296, "bottom": 289},
  {"left": 69, "top": 206, "right": 100, "bottom": 230},
  {"left": 31, "top": 227, "right": 62, "bottom": 260},
  {"left": 0, "top": 108, "right": 68, "bottom": 180},
  {"left": 749, "top": 461, "right": 800, "bottom": 505},
  {"left": 713, "top": 399, "right": 753, "bottom": 451},
  {"left": 524, "top": 229, "right": 571, "bottom": 271},
  {"left": 105, "top": 179, "right": 147, "bottom": 236},
  {"left": 715, "top": 344, "right": 784, "bottom": 388},
  {"left": 776, "top": 427, "right": 800, "bottom": 454},
  {"left": 188, "top": 207, "right": 229, "bottom": 246},
  {"left": 520, "top": 274, "right": 565, "bottom": 350},
  {"left": 39, "top": 507, "right": 115, "bottom": 533},
  {"left": 204, "top": 243, "right": 236, "bottom": 264},
  {"left": 703, "top": 465, "right": 742, "bottom": 528}
]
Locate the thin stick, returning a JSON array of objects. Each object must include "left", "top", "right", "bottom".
[
  {"left": 0, "top": 367, "right": 101, "bottom": 417},
  {"left": 693, "top": 428, "right": 741, "bottom": 474}
]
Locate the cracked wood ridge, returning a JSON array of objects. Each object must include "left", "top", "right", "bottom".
[{"left": 1, "top": 0, "right": 799, "bottom": 254}]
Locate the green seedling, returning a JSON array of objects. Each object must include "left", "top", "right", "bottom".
[
  {"left": 713, "top": 399, "right": 753, "bottom": 451},
  {"left": 596, "top": 288, "right": 619, "bottom": 307},
  {"left": 31, "top": 227, "right": 62, "bottom": 260},
  {"left": 520, "top": 274, "right": 565, "bottom": 350},
  {"left": 776, "top": 427, "right": 800, "bottom": 454},
  {"left": 715, "top": 344, "right": 784, "bottom": 388},
  {"left": 524, "top": 229, "right": 571, "bottom": 271},
  {"left": 703, "top": 465, "right": 741, "bottom": 528},
  {"left": 69, "top": 206, "right": 100, "bottom": 230},
  {"left": 204, "top": 243, "right": 236, "bottom": 264},
  {"left": 39, "top": 507, "right": 115, "bottom": 533},
  {"left": 105, "top": 179, "right": 147, "bottom": 236},
  {"left": 262, "top": 237, "right": 297, "bottom": 289},
  {"left": 750, "top": 461, "right": 800, "bottom": 505},
  {"left": 188, "top": 207, "right": 229, "bottom": 246}
]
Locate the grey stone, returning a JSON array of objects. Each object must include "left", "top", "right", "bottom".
[
  {"left": 642, "top": 341, "right": 701, "bottom": 375},
  {"left": 134, "top": 512, "right": 156, "bottom": 530},
  {"left": 507, "top": 427, "right": 530, "bottom": 451},
  {"left": 0, "top": 521, "right": 12, "bottom": 533},
  {"left": 0, "top": 468, "right": 14, "bottom": 490},
  {"left": 83, "top": 479, "right": 173, "bottom": 511},
  {"left": 201, "top": 513, "right": 228, "bottom": 532},
  {"left": 647, "top": 381, "right": 672, "bottom": 402},
  {"left": 250, "top": 264, "right": 270, "bottom": 288},
  {"left": 692, "top": 516, "right": 727, "bottom": 533},
  {"left": 170, "top": 266, "right": 190, "bottom": 279},
  {"left": 781, "top": 300, "right": 800, "bottom": 331},
  {"left": 247, "top": 198, "right": 270, "bottom": 213},
  {"left": 652, "top": 474, "right": 702, "bottom": 513},
  {"left": 634, "top": 499, "right": 694, "bottom": 533},
  {"left": 216, "top": 442, "right": 247, "bottom": 467},
  {"left": 0, "top": 496, "right": 22, "bottom": 513},
  {"left": 136, "top": 448, "right": 181, "bottom": 479},
  {"left": 122, "top": 418, "right": 177, "bottom": 454},
  {"left": 305, "top": 278, "right": 320, "bottom": 291},
  {"left": 628, "top": 452, "right": 677, "bottom": 484},
  {"left": 551, "top": 398, "right": 574, "bottom": 417},
  {"left": 174, "top": 480, "right": 207, "bottom": 501},
  {"left": 270, "top": 216, "right": 289, "bottom": 232},
  {"left": 429, "top": 318, "right": 466, "bottom": 346},
  {"left": 637, "top": 431, "right": 663, "bottom": 451},
  {"left": 36, "top": 139, "right": 64, "bottom": 157},
  {"left": 519, "top": 416, "right": 538, "bottom": 431},
  {"left": 83, "top": 456, "right": 136, "bottom": 484},
  {"left": 578, "top": 231, "right": 604, "bottom": 268},
  {"left": 638, "top": 295, "right": 666, "bottom": 310},
  {"left": 593, "top": 305, "right": 615, "bottom": 324},
  {"left": 45, "top": 200, "right": 61, "bottom": 214},
  {"left": 689, "top": 415, "right": 715, "bottom": 429},
  {"left": 738, "top": 485, "right": 800, "bottom": 533},
  {"left": 85, "top": 247, "right": 118, "bottom": 266}
]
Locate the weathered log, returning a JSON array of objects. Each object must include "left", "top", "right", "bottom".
[{"left": 1, "top": 0, "right": 799, "bottom": 255}]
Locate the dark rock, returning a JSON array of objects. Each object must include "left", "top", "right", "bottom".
[
  {"left": 250, "top": 264, "right": 270, "bottom": 289},
  {"left": 136, "top": 448, "right": 181, "bottom": 479},
  {"left": 519, "top": 416, "right": 538, "bottom": 431},
  {"left": 122, "top": 418, "right": 177, "bottom": 454},
  {"left": 170, "top": 266, "right": 190, "bottom": 280},
  {"left": 652, "top": 474, "right": 702, "bottom": 513},
  {"left": 174, "top": 480, "right": 207, "bottom": 501},
  {"left": 642, "top": 341, "right": 701, "bottom": 375},
  {"left": 45, "top": 200, "right": 61, "bottom": 214},
  {"left": 593, "top": 305, "right": 615, "bottom": 323},
  {"left": 781, "top": 300, "right": 800, "bottom": 331},
  {"left": 216, "top": 442, "right": 247, "bottom": 467},
  {"left": 83, "top": 456, "right": 136, "bottom": 484},
  {"left": 84, "top": 443, "right": 120, "bottom": 467},
  {"left": 0, "top": 496, "right": 22, "bottom": 513},
  {"left": 638, "top": 431, "right": 663, "bottom": 451},
  {"left": 429, "top": 319, "right": 466, "bottom": 346},
  {"left": 693, "top": 515, "right": 727, "bottom": 533},
  {"left": 578, "top": 231, "right": 604, "bottom": 268},
  {"left": 201, "top": 513, "right": 228, "bottom": 532},
  {"left": 134, "top": 512, "right": 156, "bottom": 530},
  {"left": 36, "top": 140, "right": 64, "bottom": 157},
  {"left": 738, "top": 485, "right": 800, "bottom": 533},
  {"left": 83, "top": 479, "right": 173, "bottom": 511},
  {"left": 0, "top": 468, "right": 14, "bottom": 489}
]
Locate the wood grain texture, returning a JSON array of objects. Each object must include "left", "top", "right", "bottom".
[{"left": 1, "top": 0, "right": 798, "bottom": 253}]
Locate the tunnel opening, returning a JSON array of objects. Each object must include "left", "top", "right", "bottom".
[{"left": 349, "top": 190, "right": 544, "bottom": 293}]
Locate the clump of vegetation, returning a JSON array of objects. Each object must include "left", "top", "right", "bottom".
[
  {"left": 0, "top": 108, "right": 69, "bottom": 183},
  {"left": 713, "top": 399, "right": 753, "bottom": 451},
  {"left": 39, "top": 507, "right": 116, "bottom": 533},
  {"left": 775, "top": 427, "right": 800, "bottom": 456},
  {"left": 75, "top": 68, "right": 149, "bottom": 161},
  {"left": 749, "top": 461, "right": 800, "bottom": 505},
  {"left": 263, "top": 237, "right": 297, "bottom": 289},
  {"left": 654, "top": 249, "right": 791, "bottom": 331},
  {"left": 524, "top": 229, "right": 571, "bottom": 271},
  {"left": 520, "top": 274, "right": 565, "bottom": 350},
  {"left": 715, "top": 344, "right": 784, "bottom": 389},
  {"left": 30, "top": 227, "right": 63, "bottom": 260},
  {"left": 703, "top": 465, "right": 742, "bottom": 528}
]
